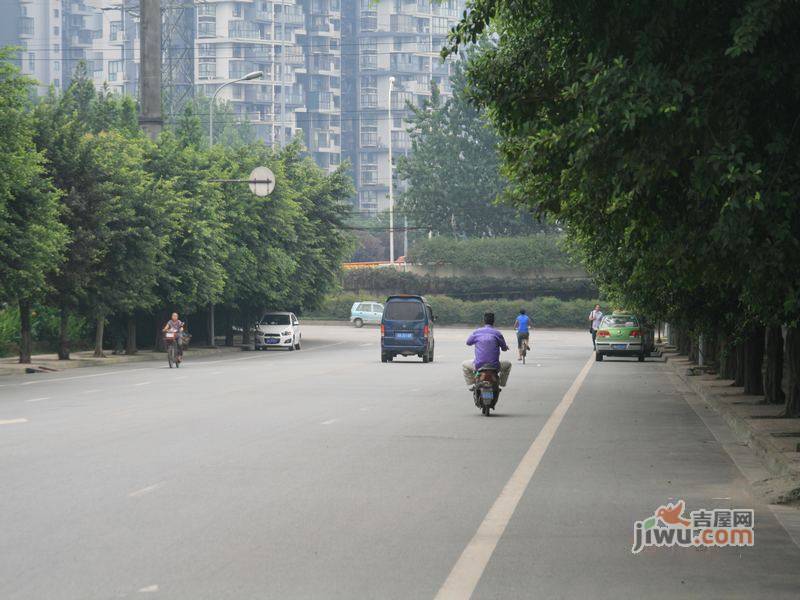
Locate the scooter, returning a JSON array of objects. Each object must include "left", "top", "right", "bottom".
[{"left": 473, "top": 367, "right": 501, "bottom": 416}]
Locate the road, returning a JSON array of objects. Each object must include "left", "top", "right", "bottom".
[{"left": 1, "top": 325, "right": 799, "bottom": 599}]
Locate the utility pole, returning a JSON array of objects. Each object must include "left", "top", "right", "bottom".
[
  {"left": 388, "top": 76, "right": 395, "bottom": 264},
  {"left": 139, "top": 0, "right": 162, "bottom": 139}
]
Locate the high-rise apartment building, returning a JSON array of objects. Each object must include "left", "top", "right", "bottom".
[
  {"left": 1, "top": 0, "right": 463, "bottom": 202},
  {"left": 340, "top": 0, "right": 464, "bottom": 212}
]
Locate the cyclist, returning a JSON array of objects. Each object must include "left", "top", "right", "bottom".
[
  {"left": 162, "top": 312, "right": 185, "bottom": 362},
  {"left": 514, "top": 308, "right": 531, "bottom": 361}
]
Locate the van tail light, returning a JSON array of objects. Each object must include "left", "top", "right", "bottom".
[
  {"left": 380, "top": 324, "right": 385, "bottom": 336},
  {"left": 597, "top": 330, "right": 610, "bottom": 337},
  {"left": 630, "top": 330, "right": 641, "bottom": 337},
  {"left": 423, "top": 324, "right": 430, "bottom": 337}
]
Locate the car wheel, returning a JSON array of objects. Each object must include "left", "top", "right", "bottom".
[
  {"left": 294, "top": 337, "right": 301, "bottom": 350},
  {"left": 354, "top": 318, "right": 364, "bottom": 328},
  {"left": 288, "top": 338, "right": 295, "bottom": 351},
  {"left": 381, "top": 353, "right": 387, "bottom": 363},
  {"left": 255, "top": 346, "right": 261, "bottom": 351},
  {"left": 429, "top": 349, "right": 434, "bottom": 363},
  {"left": 422, "top": 351, "right": 429, "bottom": 363},
  {"left": 595, "top": 352, "right": 603, "bottom": 362}
]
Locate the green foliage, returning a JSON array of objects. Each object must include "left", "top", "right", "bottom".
[
  {"left": 342, "top": 267, "right": 597, "bottom": 300},
  {"left": 0, "top": 305, "right": 90, "bottom": 357},
  {"left": 446, "top": 0, "right": 800, "bottom": 337},
  {"left": 0, "top": 47, "right": 67, "bottom": 307},
  {"left": 306, "top": 293, "right": 597, "bottom": 328},
  {"left": 397, "top": 55, "right": 550, "bottom": 237},
  {"left": 408, "top": 235, "right": 575, "bottom": 274}
]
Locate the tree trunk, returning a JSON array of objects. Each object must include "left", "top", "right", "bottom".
[
  {"left": 719, "top": 336, "right": 737, "bottom": 380},
  {"left": 782, "top": 327, "right": 800, "bottom": 417},
  {"left": 734, "top": 342, "right": 745, "bottom": 386},
  {"left": 224, "top": 309, "right": 234, "bottom": 347},
  {"left": 764, "top": 325, "right": 785, "bottom": 405},
  {"left": 207, "top": 303, "right": 216, "bottom": 347},
  {"left": 743, "top": 325, "right": 765, "bottom": 395},
  {"left": 18, "top": 300, "right": 32, "bottom": 364},
  {"left": 126, "top": 314, "right": 137, "bottom": 355},
  {"left": 93, "top": 315, "right": 106, "bottom": 358},
  {"left": 241, "top": 309, "right": 251, "bottom": 346},
  {"left": 58, "top": 306, "right": 70, "bottom": 360}
]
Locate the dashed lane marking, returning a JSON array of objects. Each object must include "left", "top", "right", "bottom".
[
  {"left": 25, "top": 397, "right": 51, "bottom": 403},
  {"left": 0, "top": 419, "right": 28, "bottom": 426}
]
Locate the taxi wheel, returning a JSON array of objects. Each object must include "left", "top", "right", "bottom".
[
  {"left": 595, "top": 352, "right": 604, "bottom": 362},
  {"left": 354, "top": 318, "right": 364, "bottom": 328}
]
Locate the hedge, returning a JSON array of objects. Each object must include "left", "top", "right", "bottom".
[
  {"left": 0, "top": 305, "right": 91, "bottom": 357},
  {"left": 304, "top": 293, "right": 599, "bottom": 328},
  {"left": 408, "top": 235, "right": 575, "bottom": 274},
  {"left": 342, "top": 267, "right": 597, "bottom": 301}
]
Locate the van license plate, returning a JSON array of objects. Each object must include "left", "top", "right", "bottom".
[{"left": 396, "top": 332, "right": 413, "bottom": 339}]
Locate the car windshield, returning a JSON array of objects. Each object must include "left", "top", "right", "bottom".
[
  {"left": 383, "top": 301, "right": 425, "bottom": 321},
  {"left": 602, "top": 315, "right": 638, "bottom": 327},
  {"left": 260, "top": 314, "right": 290, "bottom": 325}
]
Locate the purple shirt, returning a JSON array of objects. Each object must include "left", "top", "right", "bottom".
[{"left": 466, "top": 325, "right": 509, "bottom": 369}]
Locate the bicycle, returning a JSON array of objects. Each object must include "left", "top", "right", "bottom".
[
  {"left": 164, "top": 332, "right": 180, "bottom": 368},
  {"left": 517, "top": 332, "right": 530, "bottom": 364}
]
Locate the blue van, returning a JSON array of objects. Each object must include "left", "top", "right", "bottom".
[{"left": 380, "top": 295, "right": 435, "bottom": 363}]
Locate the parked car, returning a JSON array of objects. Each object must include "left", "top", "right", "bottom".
[
  {"left": 255, "top": 312, "right": 301, "bottom": 351},
  {"left": 350, "top": 301, "right": 384, "bottom": 328},
  {"left": 595, "top": 312, "right": 649, "bottom": 362},
  {"left": 380, "top": 295, "right": 435, "bottom": 363}
]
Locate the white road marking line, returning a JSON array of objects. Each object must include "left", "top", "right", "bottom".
[
  {"left": 359, "top": 343, "right": 373, "bottom": 347},
  {"left": 712, "top": 497, "right": 731, "bottom": 500},
  {"left": 134, "top": 381, "right": 152, "bottom": 387},
  {"left": 138, "top": 584, "right": 159, "bottom": 593},
  {"left": 18, "top": 368, "right": 148, "bottom": 386},
  {"left": 0, "top": 418, "right": 29, "bottom": 426},
  {"left": 26, "top": 397, "right": 51, "bottom": 403},
  {"left": 198, "top": 341, "right": 347, "bottom": 365},
  {"left": 320, "top": 418, "right": 339, "bottom": 425},
  {"left": 85, "top": 389, "right": 101, "bottom": 394},
  {"left": 129, "top": 482, "right": 164, "bottom": 498},
  {"left": 411, "top": 388, "right": 421, "bottom": 392},
  {"left": 359, "top": 407, "right": 369, "bottom": 411},
  {"left": 209, "top": 370, "right": 223, "bottom": 375},
  {"left": 434, "top": 354, "right": 595, "bottom": 600},
  {"left": 174, "top": 376, "right": 188, "bottom": 381}
]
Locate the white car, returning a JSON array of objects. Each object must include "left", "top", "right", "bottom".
[{"left": 254, "top": 312, "right": 301, "bottom": 351}]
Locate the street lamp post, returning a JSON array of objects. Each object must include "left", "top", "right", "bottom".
[
  {"left": 206, "top": 70, "right": 263, "bottom": 346},
  {"left": 209, "top": 70, "right": 264, "bottom": 146},
  {"left": 388, "top": 76, "right": 395, "bottom": 264}
]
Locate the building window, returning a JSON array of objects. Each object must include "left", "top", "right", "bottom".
[
  {"left": 198, "top": 21, "right": 216, "bottom": 37},
  {"left": 199, "top": 60, "right": 216, "bottom": 79},
  {"left": 360, "top": 165, "right": 378, "bottom": 185},
  {"left": 233, "top": 3, "right": 243, "bottom": 17},
  {"left": 110, "top": 21, "right": 122, "bottom": 41},
  {"left": 54, "top": 9, "right": 59, "bottom": 17},
  {"left": 108, "top": 60, "right": 122, "bottom": 82},
  {"left": 198, "top": 44, "right": 216, "bottom": 57},
  {"left": 53, "top": 26, "right": 59, "bottom": 36},
  {"left": 359, "top": 190, "right": 378, "bottom": 208},
  {"left": 53, "top": 61, "right": 60, "bottom": 73},
  {"left": 197, "top": 3, "right": 216, "bottom": 16}
]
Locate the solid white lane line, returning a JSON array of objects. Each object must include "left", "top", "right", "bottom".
[
  {"left": 25, "top": 397, "right": 51, "bottom": 403},
  {"left": 197, "top": 341, "right": 347, "bottom": 365},
  {"left": 138, "top": 584, "right": 159, "bottom": 593},
  {"left": 359, "top": 343, "right": 373, "bottom": 347},
  {"left": 0, "top": 419, "right": 29, "bottom": 426},
  {"left": 84, "top": 389, "right": 102, "bottom": 394},
  {"left": 174, "top": 376, "right": 188, "bottom": 381},
  {"left": 18, "top": 368, "right": 148, "bottom": 386},
  {"left": 129, "top": 482, "right": 164, "bottom": 498},
  {"left": 434, "top": 354, "right": 595, "bottom": 600},
  {"left": 320, "top": 418, "right": 339, "bottom": 425},
  {"left": 134, "top": 381, "right": 152, "bottom": 387}
]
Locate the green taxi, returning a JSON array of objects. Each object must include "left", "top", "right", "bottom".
[{"left": 595, "top": 313, "right": 648, "bottom": 362}]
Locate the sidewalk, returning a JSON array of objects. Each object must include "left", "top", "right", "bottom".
[
  {"left": 663, "top": 349, "right": 800, "bottom": 504},
  {"left": 0, "top": 345, "right": 243, "bottom": 377}
]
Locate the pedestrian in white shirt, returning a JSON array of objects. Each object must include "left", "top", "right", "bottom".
[{"left": 588, "top": 304, "right": 604, "bottom": 350}]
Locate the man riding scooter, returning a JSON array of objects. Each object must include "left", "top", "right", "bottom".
[{"left": 462, "top": 312, "right": 512, "bottom": 411}]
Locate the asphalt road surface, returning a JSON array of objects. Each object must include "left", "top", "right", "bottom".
[{"left": 1, "top": 325, "right": 799, "bottom": 599}]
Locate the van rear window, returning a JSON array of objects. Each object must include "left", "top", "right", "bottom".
[{"left": 384, "top": 301, "right": 425, "bottom": 321}]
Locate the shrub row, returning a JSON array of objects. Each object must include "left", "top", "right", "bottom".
[
  {"left": 0, "top": 305, "right": 91, "bottom": 358},
  {"left": 342, "top": 268, "right": 597, "bottom": 301},
  {"left": 407, "top": 235, "right": 575, "bottom": 274},
  {"left": 305, "top": 293, "right": 599, "bottom": 328}
]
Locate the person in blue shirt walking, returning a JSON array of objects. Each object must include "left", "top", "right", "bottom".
[{"left": 514, "top": 309, "right": 531, "bottom": 361}]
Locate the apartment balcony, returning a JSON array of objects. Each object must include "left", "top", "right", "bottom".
[
  {"left": 308, "top": 91, "right": 335, "bottom": 112},
  {"left": 283, "top": 49, "right": 305, "bottom": 66},
  {"left": 229, "top": 22, "right": 270, "bottom": 42},
  {"left": 280, "top": 91, "right": 304, "bottom": 106},
  {"left": 254, "top": 8, "right": 273, "bottom": 22},
  {"left": 282, "top": 9, "right": 305, "bottom": 27},
  {"left": 70, "top": 32, "right": 94, "bottom": 47},
  {"left": 18, "top": 17, "right": 34, "bottom": 37},
  {"left": 359, "top": 54, "right": 378, "bottom": 70}
]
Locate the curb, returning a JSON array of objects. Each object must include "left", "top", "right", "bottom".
[
  {"left": 663, "top": 351, "right": 800, "bottom": 502},
  {"left": 0, "top": 345, "right": 242, "bottom": 377}
]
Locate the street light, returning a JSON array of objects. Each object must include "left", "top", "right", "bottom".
[
  {"left": 388, "top": 76, "right": 395, "bottom": 264},
  {"left": 206, "top": 70, "right": 262, "bottom": 347},
  {"left": 208, "top": 70, "right": 264, "bottom": 146}
]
